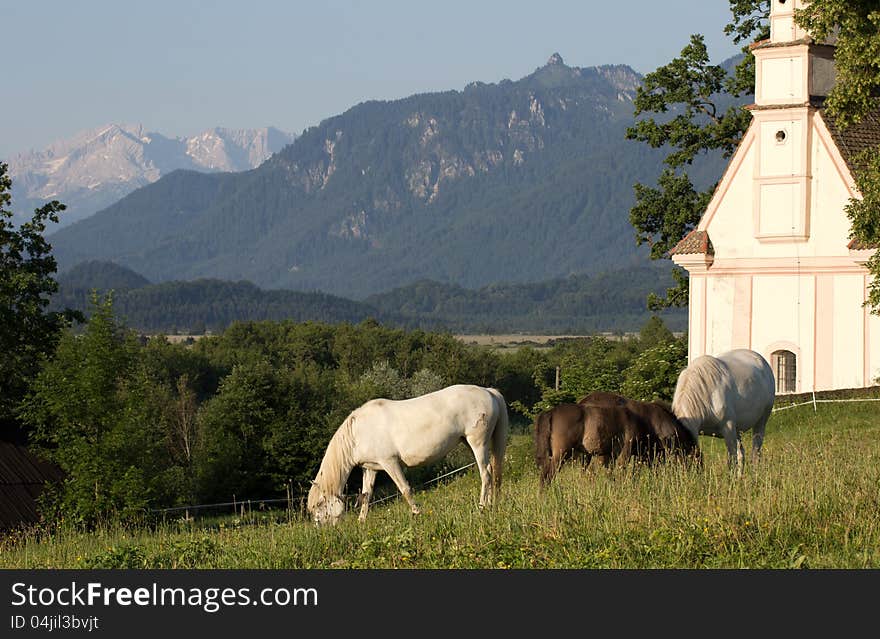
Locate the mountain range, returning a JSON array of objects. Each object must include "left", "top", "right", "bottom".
[
  {"left": 46, "top": 53, "right": 729, "bottom": 301},
  {"left": 7, "top": 124, "right": 295, "bottom": 229}
]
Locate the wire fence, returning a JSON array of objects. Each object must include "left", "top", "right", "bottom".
[
  {"left": 772, "top": 396, "right": 880, "bottom": 413},
  {"left": 150, "top": 461, "right": 477, "bottom": 520}
]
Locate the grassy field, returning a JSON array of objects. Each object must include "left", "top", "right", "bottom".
[{"left": 2, "top": 399, "right": 879, "bottom": 569}]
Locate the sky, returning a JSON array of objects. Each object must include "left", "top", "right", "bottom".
[{"left": 1, "top": 0, "right": 743, "bottom": 158}]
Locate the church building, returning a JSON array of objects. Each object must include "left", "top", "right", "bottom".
[{"left": 670, "top": 0, "right": 880, "bottom": 394}]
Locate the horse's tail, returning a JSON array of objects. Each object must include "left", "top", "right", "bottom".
[
  {"left": 533, "top": 409, "right": 553, "bottom": 486},
  {"left": 487, "top": 388, "right": 509, "bottom": 497}
]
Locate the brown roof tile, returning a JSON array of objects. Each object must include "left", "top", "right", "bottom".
[
  {"left": 848, "top": 237, "right": 878, "bottom": 250},
  {"left": 670, "top": 230, "right": 713, "bottom": 256},
  {"left": 821, "top": 103, "right": 880, "bottom": 176}
]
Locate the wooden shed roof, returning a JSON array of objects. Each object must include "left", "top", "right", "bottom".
[{"left": 0, "top": 441, "right": 64, "bottom": 530}]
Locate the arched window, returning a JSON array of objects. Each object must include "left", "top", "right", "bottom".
[{"left": 772, "top": 350, "right": 797, "bottom": 393}]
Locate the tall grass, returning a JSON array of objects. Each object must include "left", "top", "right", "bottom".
[{"left": 2, "top": 401, "right": 878, "bottom": 569}]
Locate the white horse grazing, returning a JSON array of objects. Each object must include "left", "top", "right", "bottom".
[
  {"left": 672, "top": 349, "right": 775, "bottom": 476},
  {"left": 307, "top": 384, "right": 509, "bottom": 525}
]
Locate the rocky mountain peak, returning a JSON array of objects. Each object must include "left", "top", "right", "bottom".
[
  {"left": 546, "top": 52, "right": 565, "bottom": 66},
  {"left": 9, "top": 124, "right": 295, "bottom": 229}
]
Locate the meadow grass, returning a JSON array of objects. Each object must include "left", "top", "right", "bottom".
[{"left": 2, "top": 400, "right": 879, "bottom": 569}]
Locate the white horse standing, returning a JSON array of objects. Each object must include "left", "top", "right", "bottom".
[
  {"left": 672, "top": 349, "right": 775, "bottom": 476},
  {"left": 307, "top": 384, "right": 509, "bottom": 525}
]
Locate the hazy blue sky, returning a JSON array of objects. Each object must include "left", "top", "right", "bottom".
[{"left": 2, "top": 1, "right": 743, "bottom": 158}]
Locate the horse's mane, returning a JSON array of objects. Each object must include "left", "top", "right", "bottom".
[
  {"left": 671, "top": 355, "right": 730, "bottom": 433},
  {"left": 312, "top": 413, "right": 357, "bottom": 497}
]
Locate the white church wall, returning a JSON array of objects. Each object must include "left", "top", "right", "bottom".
[
  {"left": 751, "top": 274, "right": 815, "bottom": 393},
  {"left": 831, "top": 274, "right": 866, "bottom": 389},
  {"left": 869, "top": 303, "right": 880, "bottom": 386},
  {"left": 705, "top": 276, "right": 736, "bottom": 355}
]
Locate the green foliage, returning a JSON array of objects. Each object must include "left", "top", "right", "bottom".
[
  {"left": 512, "top": 317, "right": 684, "bottom": 418},
  {"left": 22, "top": 294, "right": 226, "bottom": 524},
  {"left": 638, "top": 314, "right": 675, "bottom": 347},
  {"left": 0, "top": 162, "right": 80, "bottom": 434},
  {"left": 82, "top": 544, "right": 148, "bottom": 569},
  {"left": 620, "top": 337, "right": 689, "bottom": 402},
  {"left": 626, "top": 1, "right": 768, "bottom": 309},
  {"left": 194, "top": 358, "right": 339, "bottom": 501},
  {"left": 22, "top": 294, "right": 156, "bottom": 524},
  {"left": 797, "top": 1, "right": 880, "bottom": 129},
  {"left": 346, "top": 361, "right": 446, "bottom": 405},
  {"left": 626, "top": 35, "right": 750, "bottom": 168}
]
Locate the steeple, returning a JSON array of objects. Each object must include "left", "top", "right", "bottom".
[
  {"left": 747, "top": 0, "right": 839, "bottom": 243},
  {"left": 769, "top": 0, "right": 809, "bottom": 43},
  {"left": 752, "top": 0, "right": 836, "bottom": 107}
]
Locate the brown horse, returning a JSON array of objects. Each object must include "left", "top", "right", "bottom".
[{"left": 534, "top": 392, "right": 700, "bottom": 486}]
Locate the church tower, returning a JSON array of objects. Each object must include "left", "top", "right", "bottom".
[{"left": 749, "top": 0, "right": 836, "bottom": 242}]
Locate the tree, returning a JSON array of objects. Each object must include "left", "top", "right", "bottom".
[
  {"left": 620, "top": 337, "right": 688, "bottom": 402},
  {"left": 0, "top": 162, "right": 80, "bottom": 435},
  {"left": 638, "top": 314, "right": 675, "bottom": 348},
  {"left": 21, "top": 294, "right": 159, "bottom": 523},
  {"left": 626, "top": 2, "right": 770, "bottom": 310},
  {"left": 796, "top": 2, "right": 880, "bottom": 310}
]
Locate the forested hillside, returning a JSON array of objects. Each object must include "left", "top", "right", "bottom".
[{"left": 53, "top": 261, "right": 684, "bottom": 333}]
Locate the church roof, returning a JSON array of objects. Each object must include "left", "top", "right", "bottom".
[
  {"left": 820, "top": 103, "right": 880, "bottom": 176},
  {"left": 826, "top": 103, "right": 880, "bottom": 252},
  {"left": 848, "top": 237, "right": 877, "bottom": 251},
  {"left": 669, "top": 229, "right": 713, "bottom": 256}
]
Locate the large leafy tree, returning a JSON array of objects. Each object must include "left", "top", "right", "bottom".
[
  {"left": 796, "top": 1, "right": 880, "bottom": 310},
  {"left": 626, "top": 1, "right": 770, "bottom": 309},
  {"left": 0, "top": 162, "right": 79, "bottom": 436}
]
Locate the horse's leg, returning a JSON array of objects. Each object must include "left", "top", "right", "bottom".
[
  {"left": 464, "top": 433, "right": 494, "bottom": 508},
  {"left": 540, "top": 449, "right": 566, "bottom": 488},
  {"left": 540, "top": 460, "right": 556, "bottom": 488},
  {"left": 751, "top": 411, "right": 771, "bottom": 465},
  {"left": 616, "top": 434, "right": 635, "bottom": 470},
  {"left": 722, "top": 422, "right": 745, "bottom": 478},
  {"left": 580, "top": 452, "right": 593, "bottom": 473},
  {"left": 379, "top": 458, "right": 420, "bottom": 515},
  {"left": 358, "top": 468, "right": 377, "bottom": 522}
]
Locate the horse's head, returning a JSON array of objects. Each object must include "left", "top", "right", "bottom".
[
  {"left": 307, "top": 482, "right": 345, "bottom": 526},
  {"left": 668, "top": 421, "right": 703, "bottom": 468}
]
